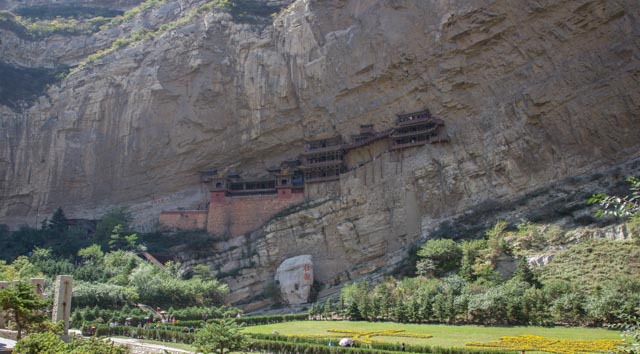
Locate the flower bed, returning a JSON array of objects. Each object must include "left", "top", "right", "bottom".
[
  {"left": 466, "top": 335, "right": 622, "bottom": 353},
  {"left": 325, "top": 329, "right": 432, "bottom": 344}
]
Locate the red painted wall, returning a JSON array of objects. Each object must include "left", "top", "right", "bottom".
[{"left": 207, "top": 190, "right": 304, "bottom": 237}]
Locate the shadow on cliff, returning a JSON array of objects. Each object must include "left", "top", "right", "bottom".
[{"left": 0, "top": 61, "right": 67, "bottom": 111}]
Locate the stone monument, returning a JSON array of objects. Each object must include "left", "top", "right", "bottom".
[
  {"left": 52, "top": 275, "right": 73, "bottom": 338},
  {"left": 275, "top": 255, "right": 313, "bottom": 306}
]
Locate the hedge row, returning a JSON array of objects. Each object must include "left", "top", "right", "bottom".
[
  {"left": 238, "top": 313, "right": 309, "bottom": 326},
  {"left": 92, "top": 326, "right": 195, "bottom": 344},
  {"left": 83, "top": 313, "right": 309, "bottom": 329}
]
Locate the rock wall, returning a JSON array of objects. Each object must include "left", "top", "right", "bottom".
[
  {"left": 158, "top": 210, "right": 208, "bottom": 230},
  {"left": 1, "top": 0, "right": 639, "bottom": 307}
]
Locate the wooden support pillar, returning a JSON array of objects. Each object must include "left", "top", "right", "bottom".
[{"left": 52, "top": 275, "right": 73, "bottom": 340}]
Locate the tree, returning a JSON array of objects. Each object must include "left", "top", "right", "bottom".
[
  {"left": 459, "top": 239, "right": 486, "bottom": 281},
  {"left": 108, "top": 225, "right": 138, "bottom": 251},
  {"left": 192, "top": 264, "right": 214, "bottom": 280},
  {"left": 78, "top": 244, "right": 104, "bottom": 261},
  {"left": 194, "top": 318, "right": 248, "bottom": 354},
  {"left": 513, "top": 257, "right": 541, "bottom": 288},
  {"left": 0, "top": 281, "right": 50, "bottom": 339},
  {"left": 417, "top": 239, "right": 462, "bottom": 275},
  {"left": 590, "top": 177, "right": 640, "bottom": 348},
  {"left": 48, "top": 207, "right": 68, "bottom": 234},
  {"left": 95, "top": 208, "right": 131, "bottom": 246},
  {"left": 589, "top": 177, "right": 640, "bottom": 218},
  {"left": 323, "top": 297, "right": 334, "bottom": 319},
  {"left": 612, "top": 306, "right": 640, "bottom": 353}
]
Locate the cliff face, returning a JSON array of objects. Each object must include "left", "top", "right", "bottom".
[{"left": 1, "top": 0, "right": 639, "bottom": 305}]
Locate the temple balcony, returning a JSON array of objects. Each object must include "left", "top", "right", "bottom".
[
  {"left": 390, "top": 125, "right": 438, "bottom": 139},
  {"left": 300, "top": 159, "right": 344, "bottom": 169},
  {"left": 390, "top": 140, "right": 428, "bottom": 150},
  {"left": 395, "top": 116, "right": 444, "bottom": 128}
]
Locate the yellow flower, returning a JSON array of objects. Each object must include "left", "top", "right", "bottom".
[{"left": 466, "top": 335, "right": 621, "bottom": 353}]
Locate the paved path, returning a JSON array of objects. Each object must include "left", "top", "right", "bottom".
[
  {"left": 109, "top": 337, "right": 193, "bottom": 353},
  {"left": 0, "top": 336, "right": 16, "bottom": 350}
]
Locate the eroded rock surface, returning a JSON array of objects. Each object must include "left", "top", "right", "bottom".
[{"left": 274, "top": 255, "right": 313, "bottom": 305}]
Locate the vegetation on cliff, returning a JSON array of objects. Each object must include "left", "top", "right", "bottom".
[{"left": 309, "top": 212, "right": 639, "bottom": 327}]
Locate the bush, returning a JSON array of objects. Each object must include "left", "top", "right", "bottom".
[{"left": 14, "top": 331, "right": 127, "bottom": 354}]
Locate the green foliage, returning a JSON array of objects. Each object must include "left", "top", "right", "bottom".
[
  {"left": 74, "top": 0, "right": 232, "bottom": 72},
  {"left": 538, "top": 238, "right": 640, "bottom": 289},
  {"left": 109, "top": 224, "right": 139, "bottom": 251},
  {"left": 47, "top": 207, "right": 68, "bottom": 234},
  {"left": 192, "top": 264, "right": 214, "bottom": 281},
  {"left": 95, "top": 208, "right": 131, "bottom": 247},
  {"left": 484, "top": 220, "right": 512, "bottom": 259},
  {"left": 590, "top": 176, "right": 640, "bottom": 218},
  {"left": 458, "top": 239, "right": 486, "bottom": 281},
  {"left": 0, "top": 281, "right": 51, "bottom": 339},
  {"left": 14, "top": 5, "right": 122, "bottom": 20},
  {"left": 509, "top": 221, "right": 565, "bottom": 253},
  {"left": 611, "top": 306, "right": 640, "bottom": 353},
  {"left": 194, "top": 318, "right": 248, "bottom": 354},
  {"left": 128, "top": 262, "right": 228, "bottom": 308},
  {"left": 13, "top": 331, "right": 65, "bottom": 354},
  {"left": 29, "top": 248, "right": 74, "bottom": 278},
  {"left": 10, "top": 256, "right": 42, "bottom": 279},
  {"left": 513, "top": 257, "right": 541, "bottom": 288},
  {"left": 73, "top": 281, "right": 138, "bottom": 309},
  {"left": 417, "top": 239, "right": 462, "bottom": 275},
  {"left": 78, "top": 244, "right": 104, "bottom": 261},
  {"left": 14, "top": 331, "right": 128, "bottom": 354}
]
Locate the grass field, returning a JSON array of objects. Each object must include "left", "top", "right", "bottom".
[{"left": 244, "top": 320, "right": 621, "bottom": 349}]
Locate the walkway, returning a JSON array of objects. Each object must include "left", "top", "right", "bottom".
[
  {"left": 0, "top": 336, "right": 16, "bottom": 352},
  {"left": 109, "top": 337, "right": 193, "bottom": 353}
]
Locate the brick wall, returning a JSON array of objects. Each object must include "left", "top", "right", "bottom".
[
  {"left": 207, "top": 190, "right": 304, "bottom": 237},
  {"left": 158, "top": 210, "right": 208, "bottom": 230}
]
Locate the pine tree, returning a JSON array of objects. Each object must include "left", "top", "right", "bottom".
[
  {"left": 48, "top": 207, "right": 68, "bottom": 234},
  {"left": 514, "top": 257, "right": 540, "bottom": 288},
  {"left": 323, "top": 297, "right": 334, "bottom": 319}
]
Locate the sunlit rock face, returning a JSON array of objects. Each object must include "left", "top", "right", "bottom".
[{"left": 275, "top": 255, "right": 313, "bottom": 306}]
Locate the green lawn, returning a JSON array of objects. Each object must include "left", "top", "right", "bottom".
[{"left": 244, "top": 320, "right": 621, "bottom": 348}]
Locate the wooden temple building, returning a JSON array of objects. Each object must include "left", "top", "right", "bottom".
[
  {"left": 301, "top": 136, "right": 346, "bottom": 183},
  {"left": 390, "top": 109, "right": 449, "bottom": 150},
  {"left": 160, "top": 109, "right": 449, "bottom": 236}
]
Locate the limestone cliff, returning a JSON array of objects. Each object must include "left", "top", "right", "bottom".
[{"left": 1, "top": 0, "right": 639, "bottom": 307}]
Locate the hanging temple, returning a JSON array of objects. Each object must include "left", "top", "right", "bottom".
[{"left": 159, "top": 109, "right": 449, "bottom": 236}]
